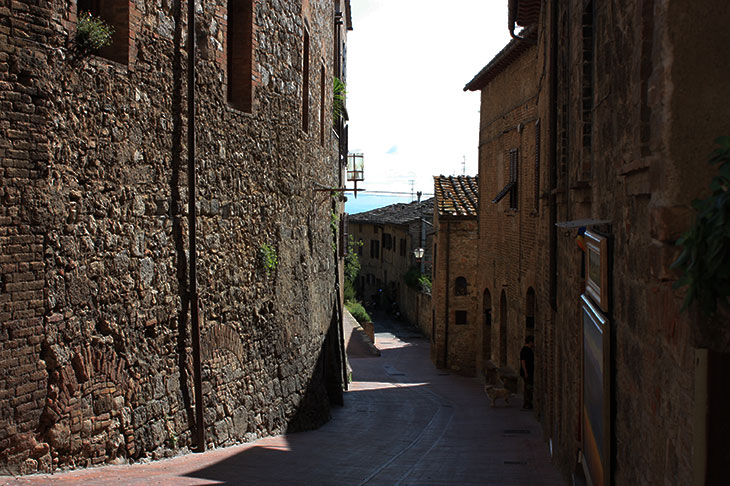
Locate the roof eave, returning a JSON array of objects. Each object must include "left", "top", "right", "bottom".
[{"left": 463, "top": 26, "right": 537, "bottom": 92}]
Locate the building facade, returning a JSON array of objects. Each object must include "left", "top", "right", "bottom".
[
  {"left": 430, "top": 176, "right": 479, "bottom": 375},
  {"left": 348, "top": 198, "right": 433, "bottom": 332},
  {"left": 465, "top": 31, "right": 539, "bottom": 382},
  {"left": 0, "top": 0, "right": 352, "bottom": 474},
  {"left": 466, "top": 1, "right": 730, "bottom": 484}
]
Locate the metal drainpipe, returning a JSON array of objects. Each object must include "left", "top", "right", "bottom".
[
  {"left": 548, "top": 0, "right": 558, "bottom": 311},
  {"left": 443, "top": 220, "right": 450, "bottom": 368},
  {"left": 188, "top": 0, "right": 205, "bottom": 453}
]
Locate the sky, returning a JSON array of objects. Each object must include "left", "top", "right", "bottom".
[{"left": 344, "top": 0, "right": 510, "bottom": 214}]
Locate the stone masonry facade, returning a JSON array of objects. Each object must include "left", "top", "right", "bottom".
[
  {"left": 1, "top": 0, "right": 351, "bottom": 475},
  {"left": 348, "top": 199, "right": 433, "bottom": 323}
]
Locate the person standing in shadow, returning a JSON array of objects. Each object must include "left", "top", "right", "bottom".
[{"left": 520, "top": 335, "right": 535, "bottom": 410}]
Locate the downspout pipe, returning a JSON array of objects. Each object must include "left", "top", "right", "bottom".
[
  {"left": 443, "top": 220, "right": 450, "bottom": 368},
  {"left": 548, "top": 0, "right": 558, "bottom": 311},
  {"left": 188, "top": 0, "right": 205, "bottom": 453}
]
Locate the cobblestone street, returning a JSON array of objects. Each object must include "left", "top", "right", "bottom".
[{"left": 2, "top": 313, "right": 564, "bottom": 486}]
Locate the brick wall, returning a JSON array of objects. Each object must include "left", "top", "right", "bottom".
[
  {"left": 475, "top": 40, "right": 540, "bottom": 379},
  {"left": 1, "top": 0, "right": 345, "bottom": 474},
  {"left": 431, "top": 217, "right": 479, "bottom": 375}
]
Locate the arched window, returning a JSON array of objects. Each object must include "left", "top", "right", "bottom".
[
  {"left": 483, "top": 288, "right": 492, "bottom": 360},
  {"left": 499, "top": 290, "right": 508, "bottom": 367},
  {"left": 454, "top": 276, "right": 467, "bottom": 296},
  {"left": 526, "top": 287, "right": 535, "bottom": 330}
]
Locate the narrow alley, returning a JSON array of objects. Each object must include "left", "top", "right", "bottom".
[{"left": 2, "top": 313, "right": 563, "bottom": 486}]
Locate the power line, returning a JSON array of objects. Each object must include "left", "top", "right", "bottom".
[{"left": 359, "top": 190, "right": 434, "bottom": 196}]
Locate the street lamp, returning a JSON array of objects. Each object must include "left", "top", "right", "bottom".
[
  {"left": 347, "top": 153, "right": 364, "bottom": 198},
  {"left": 413, "top": 247, "right": 425, "bottom": 261}
]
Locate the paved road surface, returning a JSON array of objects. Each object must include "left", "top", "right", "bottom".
[{"left": 2, "top": 313, "right": 565, "bottom": 485}]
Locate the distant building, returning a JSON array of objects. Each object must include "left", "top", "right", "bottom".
[
  {"left": 430, "top": 176, "right": 479, "bottom": 375},
  {"left": 348, "top": 198, "right": 433, "bottom": 334}
]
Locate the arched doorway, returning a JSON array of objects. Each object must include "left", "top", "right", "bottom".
[
  {"left": 500, "top": 290, "right": 507, "bottom": 367},
  {"left": 526, "top": 287, "right": 535, "bottom": 332},
  {"left": 483, "top": 288, "right": 492, "bottom": 362}
]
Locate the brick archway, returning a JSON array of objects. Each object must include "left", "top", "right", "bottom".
[{"left": 483, "top": 288, "right": 492, "bottom": 362}]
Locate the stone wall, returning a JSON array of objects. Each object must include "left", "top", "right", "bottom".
[
  {"left": 528, "top": 0, "right": 730, "bottom": 483},
  {"left": 401, "top": 289, "right": 431, "bottom": 339},
  {"left": 1, "top": 0, "right": 346, "bottom": 475}
]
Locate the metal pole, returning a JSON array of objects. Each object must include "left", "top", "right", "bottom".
[
  {"left": 417, "top": 192, "right": 425, "bottom": 274},
  {"left": 187, "top": 0, "right": 205, "bottom": 453}
]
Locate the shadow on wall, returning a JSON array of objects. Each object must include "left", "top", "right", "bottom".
[
  {"left": 170, "top": 0, "right": 196, "bottom": 442},
  {"left": 285, "top": 308, "right": 344, "bottom": 433}
]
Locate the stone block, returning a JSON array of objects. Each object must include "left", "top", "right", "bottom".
[{"left": 649, "top": 206, "right": 693, "bottom": 243}]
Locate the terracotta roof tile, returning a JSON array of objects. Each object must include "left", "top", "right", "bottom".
[
  {"left": 509, "top": 0, "right": 541, "bottom": 33},
  {"left": 433, "top": 175, "right": 479, "bottom": 217}
]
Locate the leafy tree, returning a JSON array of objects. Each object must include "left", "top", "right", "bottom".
[{"left": 672, "top": 136, "right": 730, "bottom": 315}]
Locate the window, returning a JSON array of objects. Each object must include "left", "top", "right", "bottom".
[
  {"left": 357, "top": 238, "right": 363, "bottom": 257},
  {"left": 302, "top": 29, "right": 310, "bottom": 132},
  {"left": 227, "top": 0, "right": 254, "bottom": 112},
  {"left": 455, "top": 277, "right": 467, "bottom": 296},
  {"left": 77, "top": 0, "right": 129, "bottom": 65},
  {"left": 455, "top": 311, "right": 467, "bottom": 325},
  {"left": 382, "top": 233, "right": 392, "bottom": 250},
  {"left": 509, "top": 149, "right": 519, "bottom": 209},
  {"left": 492, "top": 149, "right": 519, "bottom": 210},
  {"left": 400, "top": 238, "right": 406, "bottom": 257},
  {"left": 370, "top": 239, "right": 380, "bottom": 259}
]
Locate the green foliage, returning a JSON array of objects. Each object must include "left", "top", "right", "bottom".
[
  {"left": 344, "top": 235, "right": 362, "bottom": 284},
  {"left": 671, "top": 136, "right": 730, "bottom": 315},
  {"left": 76, "top": 11, "right": 114, "bottom": 53},
  {"left": 346, "top": 300, "right": 371, "bottom": 324},
  {"left": 333, "top": 77, "right": 346, "bottom": 124},
  {"left": 344, "top": 280, "right": 357, "bottom": 303},
  {"left": 404, "top": 266, "right": 432, "bottom": 293},
  {"left": 330, "top": 210, "right": 339, "bottom": 253},
  {"left": 259, "top": 243, "right": 278, "bottom": 276},
  {"left": 418, "top": 273, "right": 432, "bottom": 293}
]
